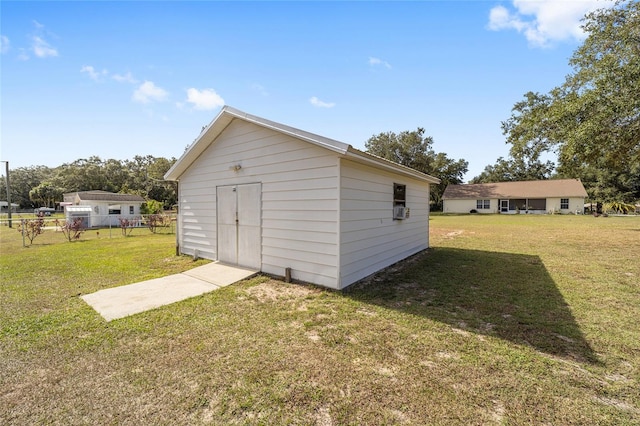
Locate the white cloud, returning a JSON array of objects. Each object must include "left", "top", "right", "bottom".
[
  {"left": 80, "top": 65, "right": 108, "bottom": 81},
  {"left": 28, "top": 21, "right": 59, "bottom": 58},
  {"left": 112, "top": 71, "right": 137, "bottom": 84},
  {"left": 369, "top": 56, "right": 392, "bottom": 69},
  {"left": 133, "top": 81, "right": 168, "bottom": 104},
  {"left": 31, "top": 35, "right": 58, "bottom": 57},
  {"left": 488, "top": 0, "right": 608, "bottom": 47},
  {"left": 1, "top": 36, "right": 9, "bottom": 54},
  {"left": 309, "top": 96, "right": 336, "bottom": 108},
  {"left": 185, "top": 88, "right": 225, "bottom": 110}
]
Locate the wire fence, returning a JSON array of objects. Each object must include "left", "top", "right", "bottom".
[{"left": 1, "top": 213, "right": 177, "bottom": 247}]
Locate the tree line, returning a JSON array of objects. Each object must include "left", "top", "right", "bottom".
[
  {"left": 0, "top": 155, "right": 177, "bottom": 210},
  {"left": 0, "top": 145, "right": 466, "bottom": 212}
]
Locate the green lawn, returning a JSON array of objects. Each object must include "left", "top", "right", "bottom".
[{"left": 1, "top": 215, "right": 638, "bottom": 424}]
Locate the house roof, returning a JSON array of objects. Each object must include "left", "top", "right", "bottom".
[
  {"left": 442, "top": 179, "right": 588, "bottom": 199},
  {"left": 66, "top": 206, "right": 93, "bottom": 212},
  {"left": 164, "top": 106, "right": 440, "bottom": 184},
  {"left": 65, "top": 191, "right": 145, "bottom": 202}
]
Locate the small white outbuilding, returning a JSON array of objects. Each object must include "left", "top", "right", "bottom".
[
  {"left": 63, "top": 190, "right": 145, "bottom": 228},
  {"left": 164, "top": 106, "right": 440, "bottom": 290}
]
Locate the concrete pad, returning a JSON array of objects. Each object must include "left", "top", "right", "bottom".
[
  {"left": 81, "top": 262, "right": 258, "bottom": 321},
  {"left": 183, "top": 262, "right": 258, "bottom": 287}
]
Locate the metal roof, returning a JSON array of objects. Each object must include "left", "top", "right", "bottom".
[
  {"left": 164, "top": 106, "right": 440, "bottom": 184},
  {"left": 442, "top": 179, "right": 588, "bottom": 199},
  {"left": 65, "top": 191, "right": 145, "bottom": 202}
]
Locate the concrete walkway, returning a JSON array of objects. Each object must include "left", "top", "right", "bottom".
[{"left": 81, "top": 262, "right": 258, "bottom": 321}]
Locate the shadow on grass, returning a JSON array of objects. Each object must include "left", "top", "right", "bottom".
[{"left": 346, "top": 248, "right": 600, "bottom": 364}]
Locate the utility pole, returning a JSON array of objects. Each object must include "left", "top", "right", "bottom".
[{"left": 2, "top": 161, "right": 11, "bottom": 228}]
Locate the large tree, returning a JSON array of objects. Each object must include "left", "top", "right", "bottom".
[
  {"left": 502, "top": 1, "right": 639, "bottom": 200},
  {"left": 29, "top": 182, "right": 64, "bottom": 208},
  {"left": 0, "top": 166, "right": 54, "bottom": 209},
  {"left": 470, "top": 155, "right": 555, "bottom": 184},
  {"left": 365, "top": 128, "right": 468, "bottom": 209}
]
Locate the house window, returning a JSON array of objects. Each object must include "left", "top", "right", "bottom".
[
  {"left": 108, "top": 205, "right": 121, "bottom": 215},
  {"left": 561, "top": 198, "right": 569, "bottom": 209},
  {"left": 393, "top": 183, "right": 406, "bottom": 219},
  {"left": 129, "top": 206, "right": 134, "bottom": 214},
  {"left": 476, "top": 199, "right": 490, "bottom": 209}
]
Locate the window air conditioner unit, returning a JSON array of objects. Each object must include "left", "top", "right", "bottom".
[{"left": 393, "top": 205, "right": 406, "bottom": 220}]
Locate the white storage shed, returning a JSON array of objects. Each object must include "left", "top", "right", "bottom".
[
  {"left": 63, "top": 191, "right": 146, "bottom": 227},
  {"left": 164, "top": 106, "right": 440, "bottom": 290}
]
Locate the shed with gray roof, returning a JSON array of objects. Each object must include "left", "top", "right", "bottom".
[
  {"left": 164, "top": 106, "right": 440, "bottom": 290},
  {"left": 63, "top": 190, "right": 145, "bottom": 227}
]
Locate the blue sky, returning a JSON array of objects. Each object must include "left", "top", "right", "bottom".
[{"left": 1, "top": 1, "right": 611, "bottom": 181}]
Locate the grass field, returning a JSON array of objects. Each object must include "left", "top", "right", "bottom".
[{"left": 1, "top": 214, "right": 638, "bottom": 424}]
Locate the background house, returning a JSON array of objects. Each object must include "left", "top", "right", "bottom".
[
  {"left": 62, "top": 190, "right": 145, "bottom": 227},
  {"left": 165, "top": 106, "right": 440, "bottom": 290},
  {"left": 0, "top": 201, "right": 19, "bottom": 212},
  {"left": 442, "top": 179, "right": 588, "bottom": 214}
]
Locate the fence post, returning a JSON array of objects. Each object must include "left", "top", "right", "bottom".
[{"left": 5, "top": 161, "right": 11, "bottom": 228}]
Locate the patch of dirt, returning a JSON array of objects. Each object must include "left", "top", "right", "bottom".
[
  {"left": 429, "top": 227, "right": 464, "bottom": 240},
  {"left": 376, "top": 366, "right": 396, "bottom": 377},
  {"left": 244, "top": 279, "right": 317, "bottom": 302},
  {"left": 490, "top": 400, "right": 506, "bottom": 423},
  {"left": 593, "top": 396, "right": 639, "bottom": 413},
  {"left": 315, "top": 405, "right": 333, "bottom": 426},
  {"left": 435, "top": 351, "right": 460, "bottom": 360},
  {"left": 445, "top": 230, "right": 464, "bottom": 239},
  {"left": 387, "top": 408, "right": 409, "bottom": 424},
  {"left": 306, "top": 331, "right": 321, "bottom": 342},
  {"left": 605, "top": 373, "right": 630, "bottom": 383}
]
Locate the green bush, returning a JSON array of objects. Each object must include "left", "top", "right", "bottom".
[{"left": 141, "top": 200, "right": 164, "bottom": 215}]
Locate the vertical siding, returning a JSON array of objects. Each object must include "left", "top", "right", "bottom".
[
  {"left": 339, "top": 159, "right": 431, "bottom": 288},
  {"left": 177, "top": 119, "right": 340, "bottom": 288}
]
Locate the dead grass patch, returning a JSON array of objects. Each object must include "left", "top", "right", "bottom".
[{"left": 244, "top": 279, "right": 318, "bottom": 302}]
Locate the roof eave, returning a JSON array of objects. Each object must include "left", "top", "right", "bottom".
[{"left": 344, "top": 148, "right": 441, "bottom": 184}]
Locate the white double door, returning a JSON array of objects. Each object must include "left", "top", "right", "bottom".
[{"left": 216, "top": 183, "right": 261, "bottom": 269}]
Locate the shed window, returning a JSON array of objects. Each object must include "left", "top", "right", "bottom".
[
  {"left": 108, "top": 205, "right": 121, "bottom": 215},
  {"left": 129, "top": 205, "right": 134, "bottom": 214},
  {"left": 393, "top": 183, "right": 406, "bottom": 207},
  {"left": 476, "top": 199, "right": 490, "bottom": 209},
  {"left": 561, "top": 198, "right": 569, "bottom": 209},
  {"left": 393, "top": 183, "right": 407, "bottom": 219}
]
